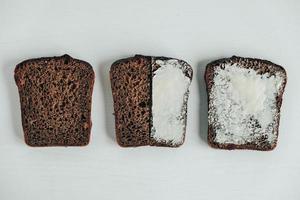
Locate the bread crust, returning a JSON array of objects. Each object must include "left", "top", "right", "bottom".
[{"left": 205, "top": 56, "right": 287, "bottom": 151}]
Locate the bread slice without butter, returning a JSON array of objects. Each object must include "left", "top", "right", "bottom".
[
  {"left": 110, "top": 55, "right": 152, "bottom": 147},
  {"left": 205, "top": 56, "right": 287, "bottom": 150},
  {"left": 15, "top": 54, "right": 95, "bottom": 146},
  {"left": 110, "top": 55, "right": 193, "bottom": 147}
]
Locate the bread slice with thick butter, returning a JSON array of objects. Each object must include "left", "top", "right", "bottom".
[
  {"left": 205, "top": 56, "right": 287, "bottom": 150},
  {"left": 110, "top": 55, "right": 193, "bottom": 147}
]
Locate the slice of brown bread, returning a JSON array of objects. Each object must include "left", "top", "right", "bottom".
[
  {"left": 14, "top": 54, "right": 95, "bottom": 146},
  {"left": 205, "top": 56, "right": 287, "bottom": 150},
  {"left": 110, "top": 55, "right": 193, "bottom": 147},
  {"left": 110, "top": 55, "right": 152, "bottom": 147}
]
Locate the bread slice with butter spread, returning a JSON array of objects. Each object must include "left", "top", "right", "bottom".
[
  {"left": 205, "top": 56, "right": 287, "bottom": 150},
  {"left": 110, "top": 55, "right": 193, "bottom": 147}
]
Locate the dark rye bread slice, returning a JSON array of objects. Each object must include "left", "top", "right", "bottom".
[
  {"left": 205, "top": 56, "right": 287, "bottom": 150},
  {"left": 110, "top": 55, "right": 193, "bottom": 147},
  {"left": 15, "top": 54, "right": 95, "bottom": 146},
  {"left": 110, "top": 55, "right": 151, "bottom": 147}
]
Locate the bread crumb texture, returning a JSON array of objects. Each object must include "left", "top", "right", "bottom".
[{"left": 15, "top": 55, "right": 95, "bottom": 146}]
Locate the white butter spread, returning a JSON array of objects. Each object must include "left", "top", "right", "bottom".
[
  {"left": 209, "top": 63, "right": 284, "bottom": 145},
  {"left": 151, "top": 59, "right": 191, "bottom": 145}
]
